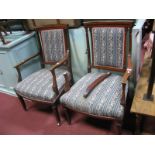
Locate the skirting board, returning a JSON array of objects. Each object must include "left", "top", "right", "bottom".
[{"left": 0, "top": 85, "right": 17, "bottom": 96}]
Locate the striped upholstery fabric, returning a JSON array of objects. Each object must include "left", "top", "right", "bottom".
[
  {"left": 60, "top": 72, "right": 128, "bottom": 119},
  {"left": 40, "top": 29, "right": 65, "bottom": 62},
  {"left": 92, "top": 27, "right": 125, "bottom": 69},
  {"left": 15, "top": 67, "right": 69, "bottom": 102}
]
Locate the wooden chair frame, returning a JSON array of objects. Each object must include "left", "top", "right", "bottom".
[
  {"left": 14, "top": 24, "right": 73, "bottom": 126},
  {"left": 63, "top": 21, "right": 134, "bottom": 134}
]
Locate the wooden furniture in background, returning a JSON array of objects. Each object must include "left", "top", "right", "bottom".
[
  {"left": 0, "top": 19, "right": 29, "bottom": 44},
  {"left": 131, "top": 57, "right": 155, "bottom": 134},
  {"left": 131, "top": 20, "right": 155, "bottom": 134},
  {"left": 27, "top": 19, "right": 82, "bottom": 30}
]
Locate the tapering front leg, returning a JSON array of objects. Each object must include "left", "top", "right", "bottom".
[
  {"left": 16, "top": 93, "right": 28, "bottom": 111},
  {"left": 52, "top": 105, "right": 61, "bottom": 126}
]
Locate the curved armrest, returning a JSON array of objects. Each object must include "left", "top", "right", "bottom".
[
  {"left": 14, "top": 53, "right": 40, "bottom": 82},
  {"left": 50, "top": 50, "right": 69, "bottom": 72},
  {"left": 14, "top": 53, "right": 40, "bottom": 69},
  {"left": 50, "top": 50, "right": 69, "bottom": 95},
  {"left": 83, "top": 72, "right": 111, "bottom": 98}
]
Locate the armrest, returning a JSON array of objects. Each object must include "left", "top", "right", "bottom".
[
  {"left": 50, "top": 50, "right": 69, "bottom": 72},
  {"left": 83, "top": 72, "right": 111, "bottom": 98},
  {"left": 63, "top": 72, "right": 71, "bottom": 92},
  {"left": 121, "top": 54, "right": 132, "bottom": 106},
  {"left": 14, "top": 53, "right": 40, "bottom": 82},
  {"left": 14, "top": 53, "right": 40, "bottom": 69},
  {"left": 122, "top": 54, "right": 132, "bottom": 84},
  {"left": 50, "top": 50, "right": 69, "bottom": 95},
  {"left": 122, "top": 69, "right": 132, "bottom": 84}
]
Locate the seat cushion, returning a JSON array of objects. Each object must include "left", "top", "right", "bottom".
[
  {"left": 15, "top": 67, "right": 69, "bottom": 102},
  {"left": 60, "top": 72, "right": 128, "bottom": 119}
]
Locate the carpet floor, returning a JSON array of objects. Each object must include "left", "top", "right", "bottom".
[{"left": 0, "top": 92, "right": 133, "bottom": 135}]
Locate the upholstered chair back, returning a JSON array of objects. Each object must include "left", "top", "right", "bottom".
[
  {"left": 92, "top": 27, "right": 125, "bottom": 69},
  {"left": 40, "top": 29, "right": 66, "bottom": 63}
]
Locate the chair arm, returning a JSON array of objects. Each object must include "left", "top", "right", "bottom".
[
  {"left": 14, "top": 53, "right": 40, "bottom": 69},
  {"left": 121, "top": 54, "right": 132, "bottom": 106},
  {"left": 83, "top": 72, "right": 111, "bottom": 98},
  {"left": 14, "top": 53, "right": 40, "bottom": 82},
  {"left": 122, "top": 69, "right": 132, "bottom": 84},
  {"left": 50, "top": 50, "right": 69, "bottom": 95},
  {"left": 122, "top": 54, "right": 132, "bottom": 84},
  {"left": 49, "top": 50, "right": 69, "bottom": 72},
  {"left": 63, "top": 72, "right": 71, "bottom": 92}
]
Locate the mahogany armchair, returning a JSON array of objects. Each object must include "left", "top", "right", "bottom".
[
  {"left": 14, "top": 25, "right": 73, "bottom": 126},
  {"left": 60, "top": 21, "right": 133, "bottom": 134}
]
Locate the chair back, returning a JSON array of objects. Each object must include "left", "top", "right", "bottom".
[
  {"left": 38, "top": 25, "right": 68, "bottom": 64},
  {"left": 84, "top": 22, "right": 133, "bottom": 72}
]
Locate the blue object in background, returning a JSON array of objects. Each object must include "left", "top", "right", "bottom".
[{"left": 0, "top": 31, "right": 41, "bottom": 95}]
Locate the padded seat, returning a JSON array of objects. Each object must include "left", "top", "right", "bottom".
[
  {"left": 15, "top": 67, "right": 69, "bottom": 102},
  {"left": 60, "top": 72, "right": 128, "bottom": 119}
]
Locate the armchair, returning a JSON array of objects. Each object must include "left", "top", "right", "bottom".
[
  {"left": 14, "top": 25, "right": 73, "bottom": 126},
  {"left": 60, "top": 21, "right": 133, "bottom": 134}
]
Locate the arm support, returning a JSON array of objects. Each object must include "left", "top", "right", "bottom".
[
  {"left": 14, "top": 53, "right": 40, "bottom": 82},
  {"left": 121, "top": 54, "right": 132, "bottom": 106},
  {"left": 83, "top": 72, "right": 111, "bottom": 98},
  {"left": 122, "top": 54, "right": 132, "bottom": 84},
  {"left": 50, "top": 50, "right": 69, "bottom": 95},
  {"left": 50, "top": 51, "right": 69, "bottom": 72},
  {"left": 63, "top": 72, "right": 71, "bottom": 92},
  {"left": 14, "top": 53, "right": 40, "bottom": 69}
]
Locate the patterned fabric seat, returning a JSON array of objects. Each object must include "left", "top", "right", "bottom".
[
  {"left": 60, "top": 72, "right": 128, "bottom": 119},
  {"left": 15, "top": 67, "right": 69, "bottom": 102}
]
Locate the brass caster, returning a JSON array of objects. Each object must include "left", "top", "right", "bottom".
[{"left": 57, "top": 122, "right": 61, "bottom": 126}]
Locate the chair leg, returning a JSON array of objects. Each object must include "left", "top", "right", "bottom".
[
  {"left": 52, "top": 105, "right": 61, "bottom": 126},
  {"left": 16, "top": 93, "right": 28, "bottom": 111},
  {"left": 111, "top": 120, "right": 122, "bottom": 135},
  {"left": 63, "top": 106, "right": 71, "bottom": 125}
]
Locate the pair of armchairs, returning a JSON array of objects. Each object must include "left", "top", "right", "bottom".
[{"left": 15, "top": 21, "right": 133, "bottom": 134}]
